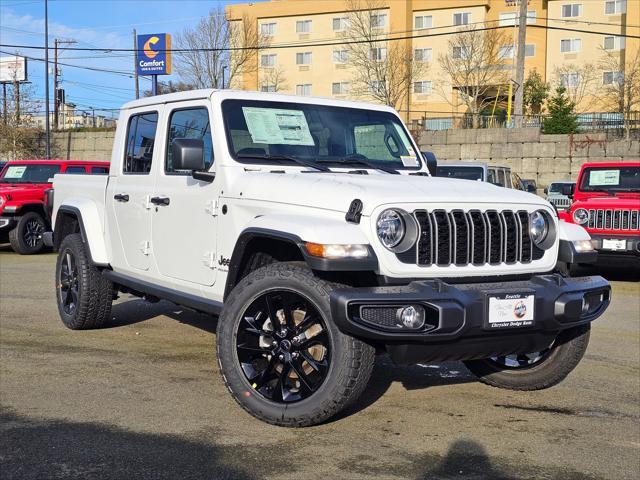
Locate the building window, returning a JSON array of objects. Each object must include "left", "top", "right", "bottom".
[
  {"left": 498, "top": 11, "right": 537, "bottom": 26},
  {"left": 370, "top": 80, "right": 385, "bottom": 94},
  {"left": 452, "top": 45, "right": 470, "bottom": 59},
  {"left": 414, "top": 48, "right": 432, "bottom": 62},
  {"left": 332, "top": 82, "right": 350, "bottom": 95},
  {"left": 603, "top": 36, "right": 625, "bottom": 50},
  {"left": 603, "top": 71, "right": 624, "bottom": 85},
  {"left": 560, "top": 38, "right": 581, "bottom": 53},
  {"left": 370, "top": 47, "right": 387, "bottom": 61},
  {"left": 333, "top": 49, "right": 349, "bottom": 63},
  {"left": 414, "top": 15, "right": 433, "bottom": 29},
  {"left": 296, "top": 52, "right": 312, "bottom": 65},
  {"left": 296, "top": 20, "right": 312, "bottom": 33},
  {"left": 560, "top": 73, "right": 581, "bottom": 88},
  {"left": 413, "top": 81, "right": 432, "bottom": 94},
  {"left": 453, "top": 12, "right": 471, "bottom": 26},
  {"left": 296, "top": 84, "right": 312, "bottom": 96},
  {"left": 605, "top": 0, "right": 626, "bottom": 14},
  {"left": 525, "top": 44, "right": 535, "bottom": 57},
  {"left": 370, "top": 12, "right": 387, "bottom": 28},
  {"left": 261, "top": 84, "right": 276, "bottom": 92},
  {"left": 561, "top": 4, "right": 582, "bottom": 17},
  {"left": 260, "top": 22, "right": 276, "bottom": 36},
  {"left": 260, "top": 54, "right": 276, "bottom": 67},
  {"left": 499, "top": 45, "right": 515, "bottom": 59},
  {"left": 333, "top": 17, "right": 348, "bottom": 31}
]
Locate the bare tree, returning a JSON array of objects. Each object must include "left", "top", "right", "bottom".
[
  {"left": 437, "top": 27, "right": 510, "bottom": 128},
  {"left": 344, "top": 0, "right": 427, "bottom": 115},
  {"left": 551, "top": 63, "right": 599, "bottom": 113},
  {"left": 599, "top": 47, "right": 640, "bottom": 140},
  {"left": 259, "top": 65, "right": 288, "bottom": 92},
  {"left": 0, "top": 77, "right": 43, "bottom": 160},
  {"left": 174, "top": 8, "right": 266, "bottom": 89}
]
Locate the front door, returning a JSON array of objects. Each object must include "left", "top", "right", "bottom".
[
  {"left": 110, "top": 110, "right": 159, "bottom": 271},
  {"left": 151, "top": 103, "right": 218, "bottom": 286}
]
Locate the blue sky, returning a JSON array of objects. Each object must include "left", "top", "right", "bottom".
[{"left": 0, "top": 0, "right": 252, "bottom": 119}]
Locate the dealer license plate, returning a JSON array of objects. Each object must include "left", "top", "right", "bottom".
[
  {"left": 487, "top": 293, "right": 535, "bottom": 329},
  {"left": 602, "top": 239, "right": 626, "bottom": 251}
]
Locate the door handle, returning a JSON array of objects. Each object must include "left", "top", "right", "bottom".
[
  {"left": 150, "top": 196, "right": 170, "bottom": 206},
  {"left": 114, "top": 194, "right": 129, "bottom": 202}
]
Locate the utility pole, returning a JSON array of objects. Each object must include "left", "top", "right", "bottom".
[
  {"left": 133, "top": 29, "right": 139, "bottom": 99},
  {"left": 2, "top": 83, "right": 6, "bottom": 126},
  {"left": 513, "top": 0, "right": 529, "bottom": 128},
  {"left": 54, "top": 38, "right": 77, "bottom": 130},
  {"left": 44, "top": 0, "right": 51, "bottom": 159}
]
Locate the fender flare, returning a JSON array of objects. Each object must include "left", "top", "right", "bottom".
[
  {"left": 54, "top": 201, "right": 109, "bottom": 265},
  {"left": 223, "top": 224, "right": 378, "bottom": 300}
]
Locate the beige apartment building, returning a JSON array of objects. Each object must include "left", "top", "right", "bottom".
[{"left": 226, "top": 0, "right": 639, "bottom": 126}]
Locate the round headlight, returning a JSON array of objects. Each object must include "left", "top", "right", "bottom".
[
  {"left": 573, "top": 208, "right": 589, "bottom": 225},
  {"left": 529, "top": 210, "right": 549, "bottom": 246},
  {"left": 377, "top": 209, "right": 405, "bottom": 249}
]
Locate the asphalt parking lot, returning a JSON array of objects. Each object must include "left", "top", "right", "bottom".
[{"left": 1, "top": 248, "right": 638, "bottom": 480}]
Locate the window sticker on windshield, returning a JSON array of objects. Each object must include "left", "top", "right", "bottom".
[
  {"left": 4, "top": 166, "right": 26, "bottom": 178},
  {"left": 589, "top": 170, "right": 620, "bottom": 186},
  {"left": 242, "top": 107, "right": 315, "bottom": 146},
  {"left": 392, "top": 124, "right": 418, "bottom": 166}
]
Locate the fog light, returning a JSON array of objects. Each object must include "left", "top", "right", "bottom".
[
  {"left": 397, "top": 305, "right": 426, "bottom": 329},
  {"left": 573, "top": 239, "right": 594, "bottom": 252}
]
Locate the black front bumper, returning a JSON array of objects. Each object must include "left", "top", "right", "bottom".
[
  {"left": 590, "top": 234, "right": 640, "bottom": 256},
  {"left": 330, "top": 274, "right": 610, "bottom": 365}
]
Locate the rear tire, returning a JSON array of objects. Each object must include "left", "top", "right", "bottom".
[
  {"left": 9, "top": 211, "right": 47, "bottom": 254},
  {"left": 216, "top": 262, "right": 374, "bottom": 427},
  {"left": 463, "top": 324, "right": 590, "bottom": 390},
  {"left": 55, "top": 233, "right": 113, "bottom": 330}
]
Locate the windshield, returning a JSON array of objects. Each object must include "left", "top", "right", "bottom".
[
  {"left": 579, "top": 166, "right": 639, "bottom": 192},
  {"left": 222, "top": 100, "right": 421, "bottom": 170},
  {"left": 437, "top": 166, "right": 484, "bottom": 181},
  {"left": 0, "top": 164, "right": 61, "bottom": 183}
]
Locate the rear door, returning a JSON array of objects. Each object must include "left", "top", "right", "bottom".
[
  {"left": 151, "top": 102, "right": 218, "bottom": 286},
  {"left": 109, "top": 109, "right": 159, "bottom": 271}
]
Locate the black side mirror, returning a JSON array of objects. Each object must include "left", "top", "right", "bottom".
[
  {"left": 560, "top": 184, "right": 574, "bottom": 197},
  {"left": 544, "top": 187, "right": 548, "bottom": 195},
  {"left": 421, "top": 151, "right": 437, "bottom": 176},
  {"left": 172, "top": 138, "right": 205, "bottom": 171},
  {"left": 526, "top": 184, "right": 536, "bottom": 193}
]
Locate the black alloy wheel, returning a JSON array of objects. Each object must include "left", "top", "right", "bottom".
[
  {"left": 58, "top": 249, "right": 80, "bottom": 315},
  {"left": 24, "top": 217, "right": 45, "bottom": 248},
  {"left": 235, "top": 289, "right": 330, "bottom": 403}
]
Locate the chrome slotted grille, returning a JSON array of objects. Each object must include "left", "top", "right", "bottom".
[
  {"left": 587, "top": 209, "right": 640, "bottom": 231},
  {"left": 413, "top": 209, "right": 540, "bottom": 267}
]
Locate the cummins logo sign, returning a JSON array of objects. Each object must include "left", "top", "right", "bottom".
[{"left": 136, "top": 33, "right": 172, "bottom": 75}]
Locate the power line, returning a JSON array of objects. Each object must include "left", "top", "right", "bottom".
[{"left": 2, "top": 23, "right": 639, "bottom": 54}]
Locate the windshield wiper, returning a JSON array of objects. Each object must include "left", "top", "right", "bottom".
[
  {"left": 317, "top": 157, "right": 399, "bottom": 175},
  {"left": 236, "top": 153, "right": 331, "bottom": 173}
]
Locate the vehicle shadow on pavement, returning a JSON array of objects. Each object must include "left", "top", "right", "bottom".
[
  {"left": 0, "top": 407, "right": 258, "bottom": 480},
  {"left": 108, "top": 298, "right": 218, "bottom": 333},
  {"left": 573, "top": 262, "right": 640, "bottom": 282}
]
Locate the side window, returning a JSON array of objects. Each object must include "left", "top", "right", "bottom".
[
  {"left": 65, "top": 166, "right": 87, "bottom": 174},
  {"left": 124, "top": 112, "right": 158, "bottom": 174},
  {"left": 166, "top": 108, "right": 214, "bottom": 174},
  {"left": 497, "top": 169, "right": 506, "bottom": 187},
  {"left": 92, "top": 166, "right": 109, "bottom": 175},
  {"left": 487, "top": 169, "right": 496, "bottom": 184}
]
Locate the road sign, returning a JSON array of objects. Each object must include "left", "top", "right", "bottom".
[
  {"left": 136, "top": 33, "right": 172, "bottom": 75},
  {"left": 0, "top": 56, "right": 27, "bottom": 83}
]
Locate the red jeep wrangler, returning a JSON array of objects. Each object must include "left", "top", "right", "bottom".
[
  {"left": 0, "top": 160, "right": 110, "bottom": 254},
  {"left": 561, "top": 161, "right": 639, "bottom": 264}
]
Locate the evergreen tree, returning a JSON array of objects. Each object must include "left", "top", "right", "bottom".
[
  {"left": 543, "top": 86, "right": 579, "bottom": 134},
  {"left": 523, "top": 69, "right": 549, "bottom": 114}
]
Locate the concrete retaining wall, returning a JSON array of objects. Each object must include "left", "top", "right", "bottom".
[{"left": 418, "top": 128, "right": 639, "bottom": 189}]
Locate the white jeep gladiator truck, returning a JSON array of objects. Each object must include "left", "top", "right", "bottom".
[{"left": 49, "top": 90, "right": 610, "bottom": 427}]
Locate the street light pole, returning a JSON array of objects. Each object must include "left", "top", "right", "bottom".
[
  {"left": 221, "top": 66, "right": 227, "bottom": 89},
  {"left": 44, "top": 0, "right": 51, "bottom": 159}
]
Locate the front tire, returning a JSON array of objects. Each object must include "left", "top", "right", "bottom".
[
  {"left": 9, "top": 211, "right": 47, "bottom": 254},
  {"left": 463, "top": 324, "right": 590, "bottom": 390},
  {"left": 216, "top": 262, "right": 375, "bottom": 427},
  {"left": 55, "top": 233, "right": 113, "bottom": 330}
]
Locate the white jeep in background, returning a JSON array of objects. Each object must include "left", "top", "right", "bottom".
[{"left": 49, "top": 90, "right": 610, "bottom": 427}]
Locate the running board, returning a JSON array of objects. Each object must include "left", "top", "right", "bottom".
[{"left": 102, "top": 270, "right": 223, "bottom": 316}]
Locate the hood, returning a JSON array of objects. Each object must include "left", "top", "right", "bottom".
[
  {"left": 572, "top": 196, "right": 640, "bottom": 211},
  {"left": 237, "top": 171, "right": 548, "bottom": 215},
  {"left": 0, "top": 184, "right": 47, "bottom": 203}
]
